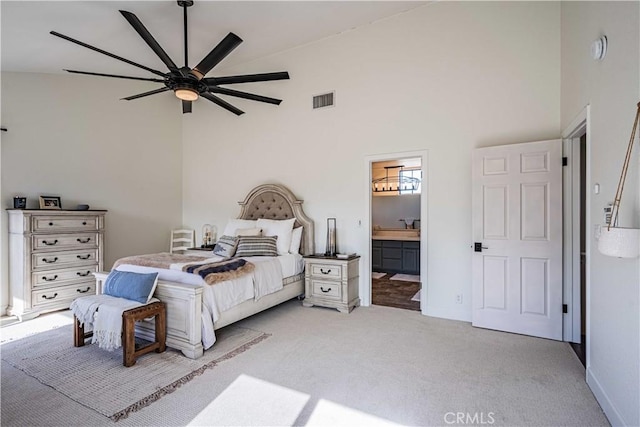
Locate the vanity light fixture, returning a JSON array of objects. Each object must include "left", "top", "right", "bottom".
[{"left": 372, "top": 165, "right": 421, "bottom": 194}]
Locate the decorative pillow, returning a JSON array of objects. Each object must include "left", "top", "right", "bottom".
[
  {"left": 222, "top": 219, "right": 258, "bottom": 236},
  {"left": 256, "top": 218, "right": 296, "bottom": 255},
  {"left": 235, "top": 227, "right": 263, "bottom": 237},
  {"left": 213, "top": 235, "right": 239, "bottom": 258},
  {"left": 103, "top": 270, "right": 159, "bottom": 304},
  {"left": 235, "top": 235, "right": 278, "bottom": 257},
  {"left": 289, "top": 226, "right": 303, "bottom": 254}
]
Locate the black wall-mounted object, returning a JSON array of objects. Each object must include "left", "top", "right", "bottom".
[{"left": 1, "top": 127, "right": 7, "bottom": 132}]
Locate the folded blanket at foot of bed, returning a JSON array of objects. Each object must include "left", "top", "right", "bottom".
[{"left": 182, "top": 258, "right": 255, "bottom": 285}]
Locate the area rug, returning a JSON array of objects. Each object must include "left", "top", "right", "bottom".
[
  {"left": 1, "top": 324, "right": 269, "bottom": 421},
  {"left": 371, "top": 272, "right": 386, "bottom": 279},
  {"left": 411, "top": 291, "right": 421, "bottom": 302},
  {"left": 390, "top": 273, "right": 421, "bottom": 282}
]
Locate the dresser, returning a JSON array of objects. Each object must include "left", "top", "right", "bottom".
[
  {"left": 302, "top": 255, "right": 360, "bottom": 313},
  {"left": 7, "top": 209, "right": 106, "bottom": 321}
]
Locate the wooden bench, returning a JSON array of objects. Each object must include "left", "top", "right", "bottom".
[{"left": 73, "top": 301, "right": 167, "bottom": 367}]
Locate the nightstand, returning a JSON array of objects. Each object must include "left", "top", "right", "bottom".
[{"left": 302, "top": 254, "right": 360, "bottom": 313}]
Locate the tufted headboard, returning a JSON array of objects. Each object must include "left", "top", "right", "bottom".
[{"left": 236, "top": 184, "right": 315, "bottom": 256}]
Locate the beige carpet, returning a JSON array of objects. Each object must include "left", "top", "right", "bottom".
[{"left": 1, "top": 323, "right": 268, "bottom": 421}]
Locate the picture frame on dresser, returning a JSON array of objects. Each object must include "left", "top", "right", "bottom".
[{"left": 39, "top": 195, "right": 62, "bottom": 209}]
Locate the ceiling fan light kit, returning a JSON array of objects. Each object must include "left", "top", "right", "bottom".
[{"left": 50, "top": 0, "right": 289, "bottom": 115}]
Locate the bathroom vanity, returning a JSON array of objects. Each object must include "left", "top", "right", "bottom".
[{"left": 371, "top": 228, "right": 420, "bottom": 275}]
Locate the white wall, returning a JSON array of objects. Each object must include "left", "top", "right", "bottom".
[
  {"left": 561, "top": 2, "right": 640, "bottom": 426},
  {"left": 0, "top": 72, "right": 183, "bottom": 315},
  {"left": 182, "top": 1, "right": 561, "bottom": 321}
]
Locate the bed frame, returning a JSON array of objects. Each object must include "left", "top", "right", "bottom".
[{"left": 96, "top": 184, "right": 314, "bottom": 359}]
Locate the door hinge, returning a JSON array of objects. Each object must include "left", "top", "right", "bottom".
[
  {"left": 563, "top": 304, "right": 568, "bottom": 313},
  {"left": 562, "top": 157, "right": 568, "bottom": 166}
]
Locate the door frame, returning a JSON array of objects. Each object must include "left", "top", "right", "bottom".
[
  {"left": 562, "top": 105, "right": 591, "bottom": 346},
  {"left": 362, "top": 149, "right": 429, "bottom": 314}
]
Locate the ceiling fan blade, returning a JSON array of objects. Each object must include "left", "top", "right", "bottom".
[
  {"left": 50, "top": 31, "right": 166, "bottom": 78},
  {"left": 204, "top": 72, "right": 290, "bottom": 86},
  {"left": 192, "top": 33, "right": 243, "bottom": 79},
  {"left": 201, "top": 92, "right": 244, "bottom": 116},
  {"left": 120, "top": 10, "right": 178, "bottom": 71},
  {"left": 182, "top": 100, "right": 192, "bottom": 114},
  {"left": 64, "top": 69, "right": 165, "bottom": 82},
  {"left": 121, "top": 87, "right": 171, "bottom": 101},
  {"left": 208, "top": 86, "right": 282, "bottom": 105}
]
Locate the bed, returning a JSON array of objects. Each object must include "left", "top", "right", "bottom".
[{"left": 95, "top": 183, "right": 314, "bottom": 359}]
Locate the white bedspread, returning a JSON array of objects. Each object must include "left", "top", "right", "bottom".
[{"left": 114, "top": 253, "right": 303, "bottom": 349}]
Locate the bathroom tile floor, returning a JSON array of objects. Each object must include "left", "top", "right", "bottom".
[{"left": 371, "top": 274, "right": 421, "bottom": 311}]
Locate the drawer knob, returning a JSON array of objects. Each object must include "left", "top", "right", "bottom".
[
  {"left": 82, "top": 221, "right": 87, "bottom": 225},
  {"left": 320, "top": 268, "right": 332, "bottom": 275},
  {"left": 42, "top": 257, "right": 58, "bottom": 264},
  {"left": 48, "top": 222, "right": 54, "bottom": 226},
  {"left": 77, "top": 254, "right": 91, "bottom": 260},
  {"left": 76, "top": 271, "right": 92, "bottom": 277},
  {"left": 77, "top": 238, "right": 91, "bottom": 244},
  {"left": 320, "top": 286, "right": 332, "bottom": 293},
  {"left": 41, "top": 293, "right": 58, "bottom": 300},
  {"left": 76, "top": 287, "right": 91, "bottom": 294},
  {"left": 42, "top": 239, "right": 58, "bottom": 246},
  {"left": 42, "top": 275, "right": 58, "bottom": 282}
]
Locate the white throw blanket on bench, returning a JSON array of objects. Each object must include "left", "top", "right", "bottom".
[{"left": 70, "top": 295, "right": 143, "bottom": 351}]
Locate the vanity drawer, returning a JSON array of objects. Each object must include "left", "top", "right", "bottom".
[
  {"left": 32, "top": 249, "right": 98, "bottom": 269},
  {"left": 309, "top": 263, "right": 343, "bottom": 280},
  {"left": 32, "top": 265, "right": 98, "bottom": 287},
  {"left": 311, "top": 279, "right": 342, "bottom": 300},
  {"left": 32, "top": 216, "right": 99, "bottom": 232},
  {"left": 32, "top": 281, "right": 96, "bottom": 308},
  {"left": 32, "top": 233, "right": 98, "bottom": 251}
]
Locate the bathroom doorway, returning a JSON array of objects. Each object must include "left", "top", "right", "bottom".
[{"left": 370, "top": 157, "right": 422, "bottom": 311}]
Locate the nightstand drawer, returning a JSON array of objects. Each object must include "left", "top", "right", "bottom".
[
  {"left": 32, "top": 281, "right": 96, "bottom": 308},
  {"left": 32, "top": 216, "right": 100, "bottom": 232},
  {"left": 32, "top": 233, "right": 98, "bottom": 251},
  {"left": 32, "top": 265, "right": 98, "bottom": 287},
  {"left": 311, "top": 279, "right": 342, "bottom": 300},
  {"left": 309, "top": 263, "right": 343, "bottom": 280},
  {"left": 32, "top": 249, "right": 98, "bottom": 269}
]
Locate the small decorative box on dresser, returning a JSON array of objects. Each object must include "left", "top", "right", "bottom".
[
  {"left": 7, "top": 209, "right": 106, "bottom": 321},
  {"left": 302, "top": 254, "right": 360, "bottom": 313}
]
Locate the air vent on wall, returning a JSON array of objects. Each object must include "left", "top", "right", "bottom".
[{"left": 313, "top": 92, "right": 335, "bottom": 109}]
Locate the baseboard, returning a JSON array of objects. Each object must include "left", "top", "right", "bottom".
[
  {"left": 423, "top": 304, "right": 471, "bottom": 322},
  {"left": 587, "top": 366, "right": 626, "bottom": 426}
]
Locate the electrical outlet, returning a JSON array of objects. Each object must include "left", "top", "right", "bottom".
[{"left": 455, "top": 294, "right": 463, "bottom": 304}]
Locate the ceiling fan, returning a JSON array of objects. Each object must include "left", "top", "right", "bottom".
[{"left": 50, "top": 0, "right": 290, "bottom": 115}]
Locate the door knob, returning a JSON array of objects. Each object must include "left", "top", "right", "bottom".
[{"left": 474, "top": 242, "right": 488, "bottom": 252}]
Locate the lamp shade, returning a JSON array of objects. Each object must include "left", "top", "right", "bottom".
[{"left": 597, "top": 226, "right": 640, "bottom": 258}]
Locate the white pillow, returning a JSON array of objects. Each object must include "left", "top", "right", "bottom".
[
  {"left": 289, "top": 227, "right": 303, "bottom": 254},
  {"left": 256, "top": 218, "right": 296, "bottom": 255},
  {"left": 222, "top": 219, "right": 257, "bottom": 236}
]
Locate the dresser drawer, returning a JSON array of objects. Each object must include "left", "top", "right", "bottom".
[
  {"left": 309, "top": 263, "right": 343, "bottom": 280},
  {"left": 32, "top": 249, "right": 98, "bottom": 269},
  {"left": 311, "top": 279, "right": 342, "bottom": 300},
  {"left": 32, "top": 265, "right": 97, "bottom": 287},
  {"left": 32, "top": 233, "right": 98, "bottom": 251},
  {"left": 32, "top": 281, "right": 96, "bottom": 308},
  {"left": 32, "top": 216, "right": 100, "bottom": 232}
]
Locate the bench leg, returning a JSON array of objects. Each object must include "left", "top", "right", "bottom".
[
  {"left": 73, "top": 316, "right": 85, "bottom": 347},
  {"left": 123, "top": 313, "right": 137, "bottom": 367},
  {"left": 156, "top": 308, "right": 166, "bottom": 354}
]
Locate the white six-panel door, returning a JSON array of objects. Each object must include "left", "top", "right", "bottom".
[{"left": 472, "top": 140, "right": 563, "bottom": 340}]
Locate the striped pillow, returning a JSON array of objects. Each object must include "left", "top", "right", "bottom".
[
  {"left": 213, "top": 235, "right": 239, "bottom": 258},
  {"left": 235, "top": 235, "right": 278, "bottom": 257}
]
